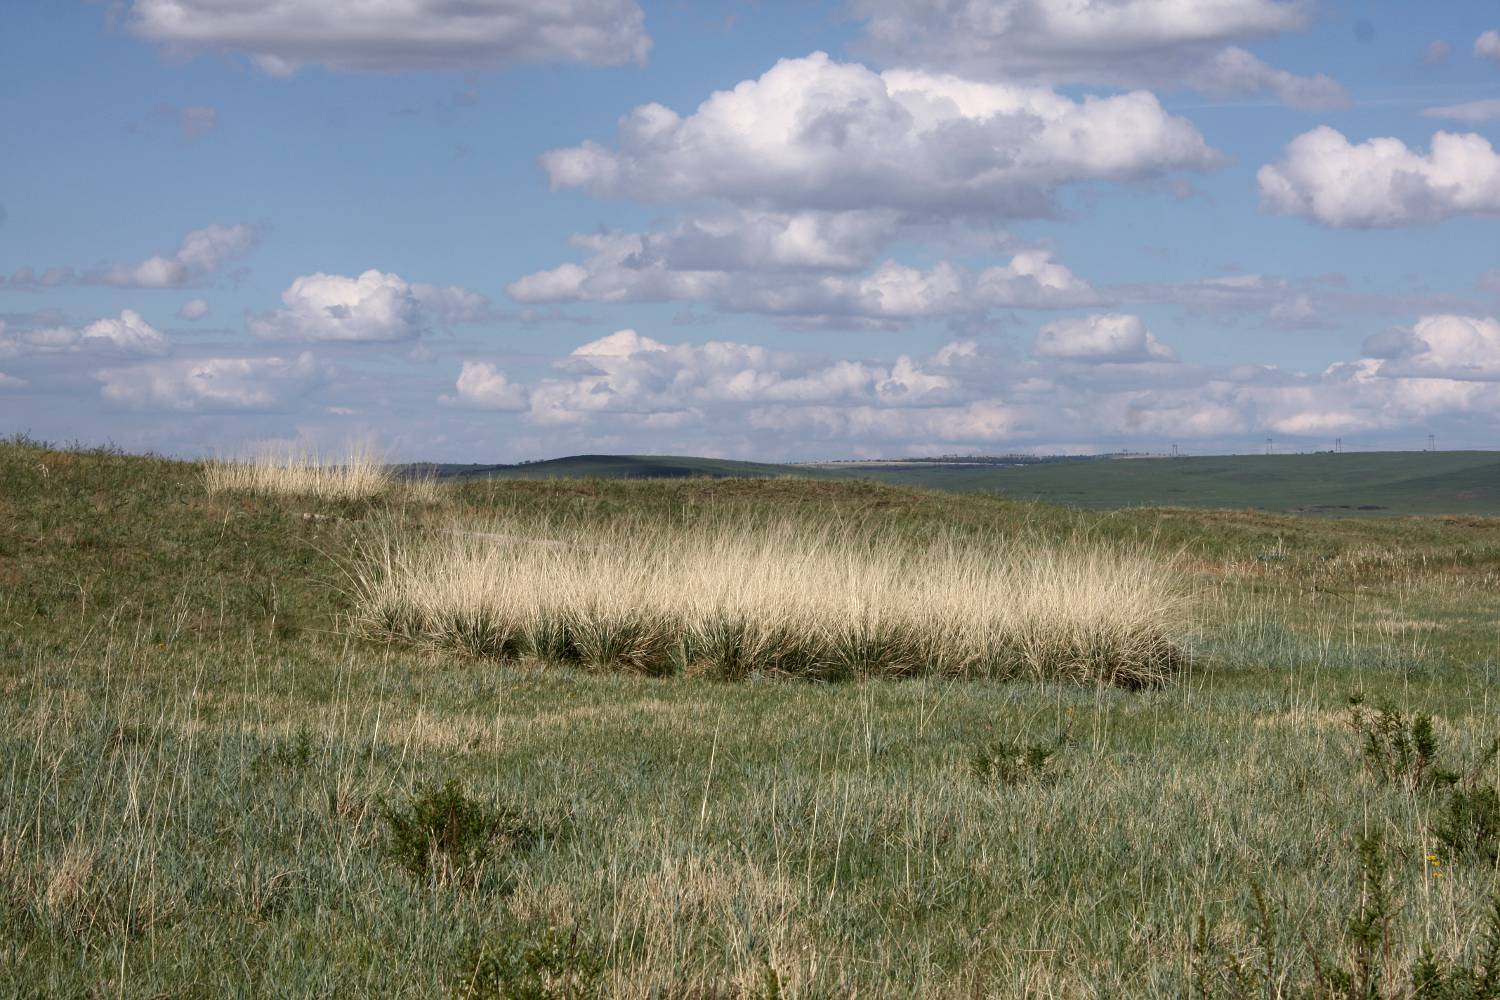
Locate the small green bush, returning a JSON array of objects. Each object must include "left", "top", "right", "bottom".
[
  {"left": 1347, "top": 697, "right": 1458, "bottom": 791},
  {"left": 454, "top": 925, "right": 606, "bottom": 1000},
  {"left": 1437, "top": 786, "right": 1500, "bottom": 866},
  {"left": 969, "top": 734, "right": 1067, "bottom": 787},
  {"left": 382, "top": 780, "right": 538, "bottom": 883}
]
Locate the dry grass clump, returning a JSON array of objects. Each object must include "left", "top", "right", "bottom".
[
  {"left": 203, "top": 443, "right": 393, "bottom": 501},
  {"left": 353, "top": 515, "right": 1191, "bottom": 687}
]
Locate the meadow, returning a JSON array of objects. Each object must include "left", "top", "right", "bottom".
[{"left": 3, "top": 437, "right": 1499, "bottom": 997}]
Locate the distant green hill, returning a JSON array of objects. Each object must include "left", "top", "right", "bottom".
[
  {"left": 813, "top": 451, "right": 1500, "bottom": 515},
  {"left": 418, "top": 451, "right": 1500, "bottom": 515},
  {"left": 413, "top": 454, "right": 805, "bottom": 482}
]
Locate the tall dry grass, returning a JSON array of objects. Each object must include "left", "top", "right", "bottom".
[
  {"left": 352, "top": 515, "right": 1191, "bottom": 686},
  {"left": 203, "top": 443, "right": 393, "bottom": 501}
]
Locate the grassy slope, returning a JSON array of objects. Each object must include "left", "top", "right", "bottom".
[{"left": 3, "top": 440, "right": 1500, "bottom": 996}]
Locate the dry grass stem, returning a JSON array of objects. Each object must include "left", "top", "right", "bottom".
[
  {"left": 203, "top": 442, "right": 392, "bottom": 501},
  {"left": 353, "top": 515, "right": 1191, "bottom": 686}
]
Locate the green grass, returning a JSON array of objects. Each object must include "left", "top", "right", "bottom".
[{"left": 3, "top": 437, "right": 1500, "bottom": 996}]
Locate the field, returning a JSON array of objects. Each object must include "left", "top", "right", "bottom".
[
  {"left": 4, "top": 437, "right": 1500, "bottom": 997},
  {"left": 448, "top": 451, "right": 1500, "bottom": 517}
]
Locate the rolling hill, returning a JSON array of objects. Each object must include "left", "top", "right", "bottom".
[{"left": 422, "top": 450, "right": 1500, "bottom": 515}]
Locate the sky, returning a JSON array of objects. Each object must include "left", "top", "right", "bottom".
[{"left": 2, "top": 1, "right": 1499, "bottom": 462}]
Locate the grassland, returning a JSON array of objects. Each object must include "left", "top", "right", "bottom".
[
  {"left": 451, "top": 450, "right": 1500, "bottom": 517},
  {"left": 3, "top": 437, "right": 1500, "bottom": 997}
]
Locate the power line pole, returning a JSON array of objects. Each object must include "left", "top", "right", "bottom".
[
  {"left": 1335, "top": 437, "right": 1342, "bottom": 454},
  {"left": 1265, "top": 437, "right": 1273, "bottom": 456},
  {"left": 1428, "top": 433, "right": 1436, "bottom": 452}
]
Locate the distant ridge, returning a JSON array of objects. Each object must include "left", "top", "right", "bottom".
[
  {"left": 406, "top": 454, "right": 804, "bottom": 482},
  {"left": 404, "top": 450, "right": 1500, "bottom": 516}
]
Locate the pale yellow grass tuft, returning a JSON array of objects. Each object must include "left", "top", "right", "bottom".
[
  {"left": 354, "top": 515, "right": 1191, "bottom": 686},
  {"left": 203, "top": 442, "right": 392, "bottom": 501}
]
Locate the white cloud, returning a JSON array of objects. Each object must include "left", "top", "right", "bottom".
[
  {"left": 453, "top": 328, "right": 962, "bottom": 428},
  {"left": 1187, "top": 47, "right": 1347, "bottom": 111},
  {"left": 178, "top": 298, "right": 210, "bottom": 321},
  {"left": 1363, "top": 314, "right": 1500, "bottom": 380},
  {"left": 1423, "top": 99, "right": 1500, "bottom": 123},
  {"left": 509, "top": 231, "right": 1100, "bottom": 323},
  {"left": 1477, "top": 30, "right": 1500, "bottom": 66},
  {"left": 1257, "top": 127, "right": 1500, "bottom": 227},
  {"left": 849, "top": 0, "right": 1340, "bottom": 109},
  {"left": 126, "top": 0, "right": 650, "bottom": 75},
  {"left": 250, "top": 269, "right": 489, "bottom": 342},
  {"left": 1034, "top": 314, "right": 1176, "bottom": 363},
  {"left": 0, "top": 309, "right": 169, "bottom": 357},
  {"left": 541, "top": 53, "right": 1222, "bottom": 218},
  {"left": 434, "top": 312, "right": 1500, "bottom": 453},
  {"left": 448, "top": 362, "right": 528, "bottom": 411},
  {"left": 96, "top": 352, "right": 327, "bottom": 411},
  {"left": 92, "top": 223, "right": 259, "bottom": 288}
]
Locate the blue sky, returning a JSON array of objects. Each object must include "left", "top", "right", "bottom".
[{"left": 3, "top": 1, "right": 1499, "bottom": 461}]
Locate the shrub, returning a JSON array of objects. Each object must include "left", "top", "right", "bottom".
[
  {"left": 1347, "top": 697, "right": 1458, "bottom": 791},
  {"left": 1437, "top": 786, "right": 1500, "bottom": 866},
  {"left": 969, "top": 733, "right": 1068, "bottom": 787},
  {"left": 381, "top": 780, "right": 538, "bottom": 883},
  {"left": 1193, "top": 831, "right": 1500, "bottom": 999},
  {"left": 454, "top": 925, "right": 606, "bottom": 1000}
]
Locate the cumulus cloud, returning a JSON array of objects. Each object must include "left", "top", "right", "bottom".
[
  {"left": 125, "top": 0, "right": 650, "bottom": 75},
  {"left": 93, "top": 223, "right": 259, "bottom": 288},
  {"left": 1478, "top": 30, "right": 1500, "bottom": 66},
  {"left": 0, "top": 309, "right": 169, "bottom": 358},
  {"left": 509, "top": 234, "right": 1099, "bottom": 323},
  {"left": 1423, "top": 99, "right": 1500, "bottom": 123},
  {"left": 849, "top": 0, "right": 1342, "bottom": 109},
  {"left": 250, "top": 269, "right": 490, "bottom": 342},
  {"left": 96, "top": 352, "right": 327, "bottom": 411},
  {"left": 449, "top": 362, "right": 528, "bottom": 411},
  {"left": 436, "top": 310, "right": 1500, "bottom": 454},
  {"left": 452, "top": 328, "right": 963, "bottom": 429},
  {"left": 178, "top": 298, "right": 210, "bottom": 321},
  {"left": 1033, "top": 314, "right": 1176, "bottom": 363},
  {"left": 541, "top": 53, "right": 1222, "bottom": 218},
  {"left": 1362, "top": 314, "right": 1500, "bottom": 380},
  {"left": 1, "top": 224, "right": 257, "bottom": 291},
  {"left": 1257, "top": 127, "right": 1500, "bottom": 227}
]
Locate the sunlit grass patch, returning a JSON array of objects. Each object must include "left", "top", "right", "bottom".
[{"left": 352, "top": 516, "right": 1191, "bottom": 687}]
